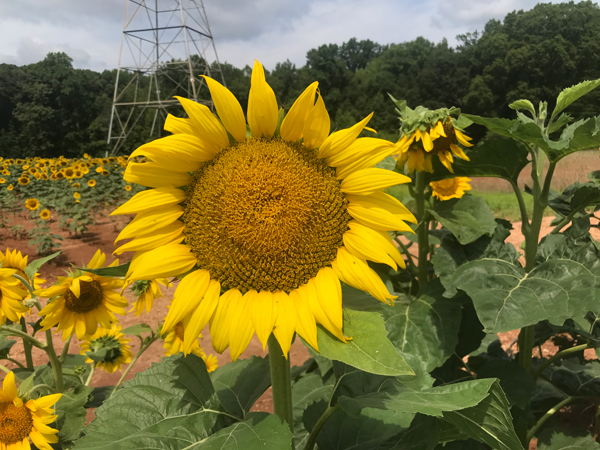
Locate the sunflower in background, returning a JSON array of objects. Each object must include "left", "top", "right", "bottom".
[
  {"left": 0, "top": 372, "right": 62, "bottom": 450},
  {"left": 80, "top": 324, "right": 133, "bottom": 373},
  {"left": 430, "top": 177, "right": 472, "bottom": 201},
  {"left": 113, "top": 60, "right": 415, "bottom": 360},
  {"left": 40, "top": 209, "right": 51, "bottom": 220},
  {"left": 126, "top": 278, "right": 172, "bottom": 316},
  {"left": 24, "top": 198, "right": 39, "bottom": 211},
  {"left": 0, "top": 248, "right": 46, "bottom": 296},
  {"left": 0, "top": 269, "right": 28, "bottom": 324},
  {"left": 392, "top": 98, "right": 473, "bottom": 173},
  {"left": 35, "top": 250, "right": 127, "bottom": 340},
  {"left": 162, "top": 316, "right": 218, "bottom": 372}
]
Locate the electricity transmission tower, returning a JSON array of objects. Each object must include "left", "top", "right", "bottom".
[{"left": 107, "top": 0, "right": 224, "bottom": 155}]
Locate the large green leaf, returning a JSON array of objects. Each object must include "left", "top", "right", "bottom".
[
  {"left": 74, "top": 354, "right": 227, "bottom": 449},
  {"left": 55, "top": 385, "right": 93, "bottom": 446},
  {"left": 210, "top": 355, "right": 271, "bottom": 419},
  {"left": 472, "top": 358, "right": 535, "bottom": 409},
  {"left": 548, "top": 182, "right": 600, "bottom": 217},
  {"left": 186, "top": 413, "right": 292, "bottom": 450},
  {"left": 432, "top": 220, "right": 520, "bottom": 297},
  {"left": 384, "top": 280, "right": 463, "bottom": 372},
  {"left": 429, "top": 195, "right": 497, "bottom": 245},
  {"left": 537, "top": 429, "right": 600, "bottom": 449},
  {"left": 292, "top": 372, "right": 334, "bottom": 448},
  {"left": 430, "top": 135, "right": 530, "bottom": 183},
  {"left": 543, "top": 359, "right": 600, "bottom": 397},
  {"left": 307, "top": 309, "right": 414, "bottom": 376},
  {"left": 24, "top": 251, "right": 61, "bottom": 281},
  {"left": 551, "top": 78, "right": 600, "bottom": 120},
  {"left": 452, "top": 257, "right": 597, "bottom": 333}
]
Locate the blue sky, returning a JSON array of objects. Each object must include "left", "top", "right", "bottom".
[{"left": 0, "top": 0, "right": 575, "bottom": 72}]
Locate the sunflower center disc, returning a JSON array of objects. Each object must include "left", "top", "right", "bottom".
[
  {"left": 184, "top": 138, "right": 351, "bottom": 293},
  {"left": 64, "top": 280, "right": 103, "bottom": 313},
  {"left": 0, "top": 402, "right": 33, "bottom": 445}
]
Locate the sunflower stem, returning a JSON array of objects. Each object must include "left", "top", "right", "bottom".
[
  {"left": 59, "top": 334, "right": 73, "bottom": 363},
  {"left": 44, "top": 329, "right": 64, "bottom": 392},
  {"left": 85, "top": 363, "right": 95, "bottom": 386},
  {"left": 110, "top": 334, "right": 157, "bottom": 397},
  {"left": 20, "top": 317, "right": 34, "bottom": 370},
  {"left": 267, "top": 334, "right": 294, "bottom": 435},
  {"left": 304, "top": 403, "right": 340, "bottom": 450},
  {"left": 415, "top": 171, "right": 429, "bottom": 289}
]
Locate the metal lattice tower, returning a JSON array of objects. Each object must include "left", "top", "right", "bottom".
[{"left": 107, "top": 0, "right": 224, "bottom": 155}]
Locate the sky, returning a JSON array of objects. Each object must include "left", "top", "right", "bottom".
[{"left": 0, "top": 0, "right": 576, "bottom": 73}]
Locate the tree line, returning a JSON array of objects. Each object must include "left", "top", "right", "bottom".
[{"left": 1, "top": 1, "right": 599, "bottom": 158}]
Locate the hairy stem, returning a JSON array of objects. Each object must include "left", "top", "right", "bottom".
[
  {"left": 526, "top": 396, "right": 577, "bottom": 443},
  {"left": 415, "top": 172, "right": 429, "bottom": 289},
  {"left": 59, "top": 334, "right": 73, "bottom": 363},
  {"left": 45, "top": 329, "right": 64, "bottom": 392},
  {"left": 532, "top": 343, "right": 589, "bottom": 381},
  {"left": 268, "top": 334, "right": 294, "bottom": 435},
  {"left": 304, "top": 404, "right": 340, "bottom": 450},
  {"left": 20, "top": 317, "right": 34, "bottom": 370}
]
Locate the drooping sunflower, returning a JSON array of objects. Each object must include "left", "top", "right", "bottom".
[
  {"left": 430, "top": 177, "right": 472, "bottom": 201},
  {"left": 0, "top": 269, "right": 29, "bottom": 325},
  {"left": 35, "top": 250, "right": 127, "bottom": 340},
  {"left": 40, "top": 209, "right": 51, "bottom": 221},
  {"left": 392, "top": 99, "right": 473, "bottom": 173},
  {"left": 127, "top": 278, "right": 172, "bottom": 316},
  {"left": 0, "top": 372, "right": 61, "bottom": 450},
  {"left": 24, "top": 199, "right": 39, "bottom": 211},
  {"left": 114, "top": 60, "right": 415, "bottom": 360},
  {"left": 162, "top": 317, "right": 218, "bottom": 372},
  {"left": 79, "top": 324, "right": 133, "bottom": 373},
  {"left": 0, "top": 248, "right": 46, "bottom": 296}
]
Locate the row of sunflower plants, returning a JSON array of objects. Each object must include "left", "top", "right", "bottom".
[
  {"left": 0, "top": 155, "right": 142, "bottom": 253},
  {"left": 1, "top": 63, "right": 600, "bottom": 450},
  {"left": 0, "top": 248, "right": 217, "bottom": 449}
]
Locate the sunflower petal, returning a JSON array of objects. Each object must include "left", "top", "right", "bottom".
[
  {"left": 341, "top": 168, "right": 411, "bottom": 195},
  {"left": 111, "top": 187, "right": 186, "bottom": 216},
  {"left": 318, "top": 113, "right": 373, "bottom": 159},
  {"left": 280, "top": 81, "right": 318, "bottom": 142},
  {"left": 251, "top": 290, "right": 278, "bottom": 350},
  {"left": 3, "top": 371, "right": 17, "bottom": 401},
  {"left": 175, "top": 96, "right": 230, "bottom": 152},
  {"left": 162, "top": 269, "right": 211, "bottom": 333},
  {"left": 229, "top": 290, "right": 256, "bottom": 360},
  {"left": 164, "top": 114, "right": 195, "bottom": 135},
  {"left": 210, "top": 289, "right": 240, "bottom": 353},
  {"left": 115, "top": 207, "right": 184, "bottom": 243},
  {"left": 291, "top": 287, "right": 318, "bottom": 351},
  {"left": 124, "top": 161, "right": 191, "bottom": 188},
  {"left": 273, "top": 291, "right": 296, "bottom": 358},
  {"left": 202, "top": 76, "right": 247, "bottom": 142},
  {"left": 315, "top": 267, "right": 344, "bottom": 332},
  {"left": 184, "top": 279, "right": 221, "bottom": 354},
  {"left": 247, "top": 60, "right": 278, "bottom": 139},
  {"left": 303, "top": 92, "right": 330, "bottom": 150},
  {"left": 346, "top": 191, "right": 416, "bottom": 231},
  {"left": 347, "top": 220, "right": 405, "bottom": 269},
  {"left": 126, "top": 243, "right": 196, "bottom": 282}
]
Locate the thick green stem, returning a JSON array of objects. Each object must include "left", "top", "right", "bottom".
[
  {"left": 59, "top": 334, "right": 73, "bottom": 363},
  {"left": 517, "top": 325, "right": 535, "bottom": 372},
  {"left": 532, "top": 343, "right": 589, "bottom": 380},
  {"left": 268, "top": 334, "right": 294, "bottom": 434},
  {"left": 526, "top": 396, "right": 576, "bottom": 443},
  {"left": 0, "top": 326, "right": 46, "bottom": 350},
  {"left": 85, "top": 363, "right": 96, "bottom": 386},
  {"left": 45, "top": 329, "right": 64, "bottom": 392},
  {"left": 20, "top": 317, "right": 34, "bottom": 370},
  {"left": 110, "top": 334, "right": 157, "bottom": 397},
  {"left": 415, "top": 172, "right": 429, "bottom": 289},
  {"left": 304, "top": 403, "right": 340, "bottom": 450}
]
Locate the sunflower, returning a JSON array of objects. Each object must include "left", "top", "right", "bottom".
[
  {"left": 17, "top": 177, "right": 29, "bottom": 186},
  {"left": 162, "top": 317, "right": 218, "bottom": 372},
  {"left": 73, "top": 192, "right": 80, "bottom": 200},
  {"left": 124, "top": 184, "right": 132, "bottom": 191},
  {"left": 79, "top": 324, "right": 133, "bottom": 373},
  {"left": 40, "top": 209, "right": 51, "bottom": 221},
  {"left": 35, "top": 250, "right": 127, "bottom": 340},
  {"left": 392, "top": 100, "right": 473, "bottom": 173},
  {"left": 0, "top": 178, "right": 5, "bottom": 184},
  {"left": 430, "top": 177, "right": 472, "bottom": 201},
  {"left": 127, "top": 278, "right": 172, "bottom": 316},
  {"left": 0, "top": 269, "right": 29, "bottom": 324},
  {"left": 95, "top": 167, "right": 103, "bottom": 174},
  {"left": 24, "top": 199, "right": 39, "bottom": 211},
  {"left": 7, "top": 185, "right": 13, "bottom": 191},
  {"left": 0, "top": 371, "right": 61, "bottom": 450},
  {"left": 114, "top": 60, "right": 415, "bottom": 360},
  {"left": 87, "top": 179, "right": 96, "bottom": 187},
  {"left": 0, "top": 248, "right": 46, "bottom": 295}
]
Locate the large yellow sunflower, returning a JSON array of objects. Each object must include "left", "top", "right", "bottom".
[
  {"left": 127, "top": 278, "right": 172, "bottom": 316},
  {"left": 113, "top": 60, "right": 416, "bottom": 360},
  {"left": 162, "top": 316, "right": 218, "bottom": 372},
  {"left": 0, "top": 249, "right": 46, "bottom": 296},
  {"left": 430, "top": 177, "right": 472, "bottom": 201},
  {"left": 0, "top": 372, "right": 61, "bottom": 450},
  {"left": 0, "top": 269, "right": 29, "bottom": 325},
  {"left": 35, "top": 250, "right": 127, "bottom": 340},
  {"left": 79, "top": 324, "right": 133, "bottom": 373}
]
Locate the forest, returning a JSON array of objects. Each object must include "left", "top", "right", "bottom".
[{"left": 1, "top": 0, "right": 600, "bottom": 158}]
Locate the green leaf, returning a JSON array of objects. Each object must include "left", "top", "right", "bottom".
[
  {"left": 338, "top": 378, "right": 497, "bottom": 418},
  {"left": 509, "top": 99, "right": 536, "bottom": 116},
  {"left": 291, "top": 372, "right": 333, "bottom": 448},
  {"left": 472, "top": 359, "right": 535, "bottom": 409},
  {"left": 432, "top": 220, "right": 519, "bottom": 297},
  {"left": 551, "top": 78, "right": 600, "bottom": 120},
  {"left": 547, "top": 112, "right": 573, "bottom": 134},
  {"left": 543, "top": 359, "right": 600, "bottom": 397},
  {"left": 537, "top": 429, "right": 600, "bottom": 449},
  {"left": 452, "top": 256, "right": 597, "bottom": 333},
  {"left": 441, "top": 380, "right": 522, "bottom": 450},
  {"left": 120, "top": 323, "right": 153, "bottom": 337},
  {"left": 429, "top": 195, "right": 496, "bottom": 245},
  {"left": 0, "top": 336, "right": 17, "bottom": 359},
  {"left": 210, "top": 355, "right": 271, "bottom": 419},
  {"left": 186, "top": 413, "right": 292, "bottom": 450},
  {"left": 78, "top": 262, "right": 130, "bottom": 278},
  {"left": 74, "top": 354, "right": 226, "bottom": 449},
  {"left": 305, "top": 309, "right": 414, "bottom": 376},
  {"left": 24, "top": 250, "right": 61, "bottom": 281},
  {"left": 85, "top": 386, "right": 114, "bottom": 408},
  {"left": 384, "top": 280, "right": 463, "bottom": 372},
  {"left": 17, "top": 373, "right": 35, "bottom": 398},
  {"left": 56, "top": 385, "right": 93, "bottom": 445},
  {"left": 548, "top": 182, "right": 600, "bottom": 217}
]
